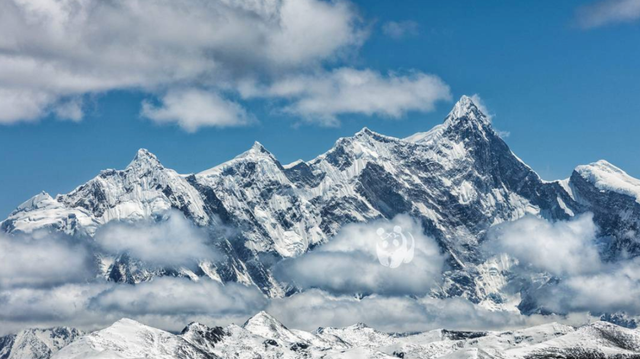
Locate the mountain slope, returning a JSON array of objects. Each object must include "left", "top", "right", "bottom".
[{"left": 0, "top": 327, "right": 82, "bottom": 359}]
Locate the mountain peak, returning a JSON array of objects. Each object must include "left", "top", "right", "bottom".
[
  {"left": 238, "top": 141, "right": 275, "bottom": 160},
  {"left": 15, "top": 191, "right": 55, "bottom": 212},
  {"left": 113, "top": 318, "right": 147, "bottom": 328},
  {"left": 249, "top": 141, "right": 268, "bottom": 153},
  {"left": 243, "top": 311, "right": 304, "bottom": 344},
  {"left": 127, "top": 148, "right": 162, "bottom": 170},
  {"left": 243, "top": 311, "right": 279, "bottom": 328},
  {"left": 445, "top": 95, "right": 490, "bottom": 126},
  {"left": 575, "top": 160, "right": 640, "bottom": 204}
]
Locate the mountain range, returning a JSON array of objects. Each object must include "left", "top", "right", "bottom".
[
  {"left": 3, "top": 95, "right": 639, "bottom": 306},
  {"left": 2, "top": 312, "right": 640, "bottom": 359}
]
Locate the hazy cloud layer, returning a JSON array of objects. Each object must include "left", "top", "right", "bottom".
[
  {"left": 275, "top": 215, "right": 445, "bottom": 295},
  {"left": 577, "top": 0, "right": 640, "bottom": 28},
  {"left": 0, "top": 279, "right": 268, "bottom": 336},
  {"left": 266, "top": 289, "right": 593, "bottom": 333},
  {"left": 90, "top": 277, "right": 268, "bottom": 318},
  {"left": 95, "top": 211, "right": 219, "bottom": 268}
]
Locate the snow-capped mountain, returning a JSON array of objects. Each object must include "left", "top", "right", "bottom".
[
  {"left": 0, "top": 327, "right": 82, "bottom": 359},
  {"left": 14, "top": 313, "right": 640, "bottom": 359},
  {"left": 2, "top": 95, "right": 639, "bottom": 309},
  {"left": 51, "top": 319, "right": 217, "bottom": 359}
]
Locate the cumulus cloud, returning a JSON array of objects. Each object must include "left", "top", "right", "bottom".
[
  {"left": 274, "top": 215, "right": 445, "bottom": 296},
  {"left": 485, "top": 214, "right": 640, "bottom": 316},
  {"left": 141, "top": 89, "right": 253, "bottom": 131},
  {"left": 484, "top": 214, "right": 601, "bottom": 277},
  {"left": 0, "top": 232, "right": 95, "bottom": 288},
  {"left": 95, "top": 211, "right": 219, "bottom": 268},
  {"left": 382, "top": 20, "right": 419, "bottom": 39},
  {"left": 534, "top": 257, "right": 640, "bottom": 316},
  {"left": 243, "top": 68, "right": 451, "bottom": 126},
  {"left": 0, "top": 0, "right": 366, "bottom": 125},
  {"left": 576, "top": 0, "right": 640, "bottom": 28}
]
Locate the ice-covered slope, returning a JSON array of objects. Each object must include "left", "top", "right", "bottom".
[
  {"left": 0, "top": 327, "right": 83, "bottom": 359},
  {"left": 51, "top": 319, "right": 217, "bottom": 359}
]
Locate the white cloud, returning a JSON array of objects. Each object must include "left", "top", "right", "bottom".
[
  {"left": 535, "top": 257, "right": 640, "bottom": 315},
  {"left": 244, "top": 68, "right": 451, "bottom": 126},
  {"left": 577, "top": 0, "right": 640, "bottom": 28},
  {"left": 485, "top": 214, "right": 640, "bottom": 316},
  {"left": 0, "top": 278, "right": 268, "bottom": 335},
  {"left": 95, "top": 211, "right": 220, "bottom": 268},
  {"left": 141, "top": 89, "right": 253, "bottom": 131},
  {"left": 382, "top": 20, "right": 419, "bottom": 39},
  {"left": 0, "top": 0, "right": 366, "bottom": 124},
  {"left": 0, "top": 89, "right": 55, "bottom": 123},
  {"left": 90, "top": 277, "right": 267, "bottom": 318},
  {"left": 274, "top": 215, "right": 445, "bottom": 296},
  {"left": 0, "top": 232, "right": 95, "bottom": 288},
  {"left": 266, "top": 289, "right": 588, "bottom": 333},
  {"left": 484, "top": 214, "right": 601, "bottom": 277}
]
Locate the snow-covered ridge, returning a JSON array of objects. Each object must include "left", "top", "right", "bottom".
[
  {"left": 0, "top": 327, "right": 83, "bottom": 359},
  {"left": 7, "top": 314, "right": 640, "bottom": 359},
  {"left": 576, "top": 160, "right": 640, "bottom": 204}
]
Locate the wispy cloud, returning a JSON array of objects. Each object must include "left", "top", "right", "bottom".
[
  {"left": 576, "top": 0, "right": 640, "bottom": 28},
  {"left": 382, "top": 20, "right": 420, "bottom": 39},
  {"left": 242, "top": 68, "right": 451, "bottom": 126}
]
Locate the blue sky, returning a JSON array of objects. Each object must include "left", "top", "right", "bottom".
[{"left": 1, "top": 0, "right": 639, "bottom": 217}]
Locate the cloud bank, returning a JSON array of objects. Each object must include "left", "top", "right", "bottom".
[{"left": 2, "top": 211, "right": 639, "bottom": 337}]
